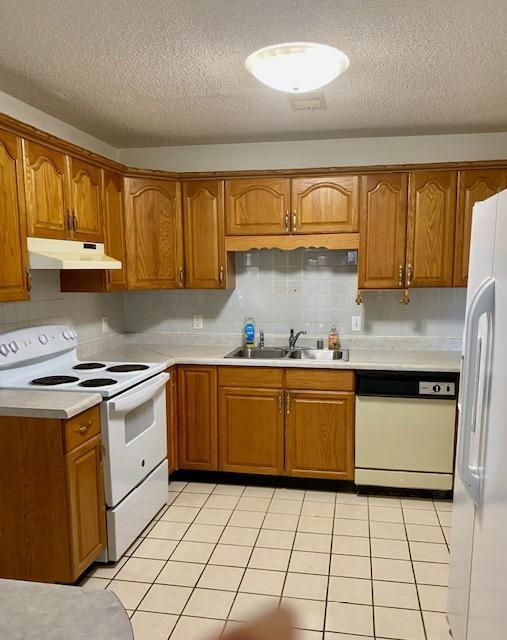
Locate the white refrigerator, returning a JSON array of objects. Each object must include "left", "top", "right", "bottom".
[{"left": 448, "top": 188, "right": 507, "bottom": 640}]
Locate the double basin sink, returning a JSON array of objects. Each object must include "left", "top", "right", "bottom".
[{"left": 225, "top": 346, "right": 350, "bottom": 361}]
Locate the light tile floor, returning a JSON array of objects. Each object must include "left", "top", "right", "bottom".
[{"left": 81, "top": 481, "right": 453, "bottom": 640}]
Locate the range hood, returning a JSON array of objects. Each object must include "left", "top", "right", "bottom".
[{"left": 28, "top": 238, "right": 122, "bottom": 270}]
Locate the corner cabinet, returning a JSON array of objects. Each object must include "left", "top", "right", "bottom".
[
  {"left": 0, "top": 129, "right": 30, "bottom": 303},
  {"left": 183, "top": 180, "right": 234, "bottom": 289},
  {"left": 125, "top": 177, "right": 184, "bottom": 289}
]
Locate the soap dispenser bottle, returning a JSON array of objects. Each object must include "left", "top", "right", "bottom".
[
  {"left": 243, "top": 317, "right": 256, "bottom": 348},
  {"left": 328, "top": 324, "right": 339, "bottom": 350}
]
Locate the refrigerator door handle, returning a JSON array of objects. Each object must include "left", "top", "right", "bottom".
[{"left": 458, "top": 277, "right": 495, "bottom": 505}]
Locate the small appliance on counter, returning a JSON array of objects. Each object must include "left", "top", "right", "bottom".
[{"left": 0, "top": 325, "right": 169, "bottom": 562}]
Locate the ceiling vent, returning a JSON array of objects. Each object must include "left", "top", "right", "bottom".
[{"left": 288, "top": 92, "right": 327, "bottom": 111}]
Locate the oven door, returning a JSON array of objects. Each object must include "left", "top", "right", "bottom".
[{"left": 101, "top": 372, "right": 169, "bottom": 507}]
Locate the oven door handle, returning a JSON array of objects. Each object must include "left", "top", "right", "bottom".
[{"left": 110, "top": 372, "right": 169, "bottom": 414}]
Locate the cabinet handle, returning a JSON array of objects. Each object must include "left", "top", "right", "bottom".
[
  {"left": 284, "top": 211, "right": 290, "bottom": 232},
  {"left": 179, "top": 268, "right": 184, "bottom": 286},
  {"left": 72, "top": 213, "right": 78, "bottom": 231},
  {"left": 66, "top": 211, "right": 73, "bottom": 232},
  {"left": 218, "top": 266, "right": 224, "bottom": 284},
  {"left": 292, "top": 209, "right": 297, "bottom": 231},
  {"left": 26, "top": 268, "right": 32, "bottom": 292},
  {"left": 398, "top": 264, "right": 404, "bottom": 288},
  {"left": 285, "top": 391, "right": 290, "bottom": 415},
  {"left": 407, "top": 263, "right": 413, "bottom": 287},
  {"left": 278, "top": 392, "right": 283, "bottom": 414},
  {"left": 75, "top": 420, "right": 93, "bottom": 435},
  {"left": 106, "top": 270, "right": 112, "bottom": 288}
]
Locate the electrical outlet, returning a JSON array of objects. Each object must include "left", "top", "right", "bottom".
[
  {"left": 193, "top": 315, "right": 203, "bottom": 330},
  {"left": 351, "top": 316, "right": 362, "bottom": 332},
  {"left": 102, "top": 316, "right": 109, "bottom": 334}
]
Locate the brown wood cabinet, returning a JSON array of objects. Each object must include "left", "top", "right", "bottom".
[
  {"left": 0, "top": 129, "right": 29, "bottom": 303},
  {"left": 68, "top": 157, "right": 103, "bottom": 242},
  {"left": 218, "top": 387, "right": 284, "bottom": 475},
  {"left": 225, "top": 177, "right": 291, "bottom": 235},
  {"left": 178, "top": 366, "right": 218, "bottom": 470},
  {"left": 358, "top": 173, "right": 408, "bottom": 289},
  {"left": 407, "top": 171, "right": 457, "bottom": 287},
  {"left": 125, "top": 177, "right": 184, "bottom": 289},
  {"left": 285, "top": 390, "right": 355, "bottom": 480},
  {"left": 0, "top": 406, "right": 105, "bottom": 583},
  {"left": 23, "top": 140, "right": 70, "bottom": 239},
  {"left": 453, "top": 169, "right": 506, "bottom": 287},
  {"left": 291, "top": 176, "right": 359, "bottom": 234},
  {"left": 183, "top": 180, "right": 234, "bottom": 288},
  {"left": 166, "top": 366, "right": 179, "bottom": 474}
]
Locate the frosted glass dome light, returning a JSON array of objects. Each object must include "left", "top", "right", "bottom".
[{"left": 245, "top": 42, "right": 349, "bottom": 93}]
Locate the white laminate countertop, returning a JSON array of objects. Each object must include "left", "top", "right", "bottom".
[{"left": 0, "top": 390, "right": 102, "bottom": 419}]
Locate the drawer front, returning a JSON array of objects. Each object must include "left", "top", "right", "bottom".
[
  {"left": 218, "top": 366, "right": 284, "bottom": 389},
  {"left": 285, "top": 369, "right": 355, "bottom": 391},
  {"left": 64, "top": 405, "right": 101, "bottom": 453}
]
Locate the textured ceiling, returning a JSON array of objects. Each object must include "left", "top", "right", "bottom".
[{"left": 0, "top": 0, "right": 506, "bottom": 147}]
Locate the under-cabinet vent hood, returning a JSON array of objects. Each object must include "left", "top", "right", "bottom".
[{"left": 28, "top": 238, "right": 122, "bottom": 270}]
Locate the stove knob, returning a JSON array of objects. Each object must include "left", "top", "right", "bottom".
[
  {"left": 71, "top": 330, "right": 78, "bottom": 339},
  {"left": 62, "top": 330, "right": 71, "bottom": 340},
  {"left": 0, "top": 344, "right": 9, "bottom": 357},
  {"left": 38, "top": 334, "right": 49, "bottom": 345},
  {"left": 8, "top": 341, "right": 19, "bottom": 353}
]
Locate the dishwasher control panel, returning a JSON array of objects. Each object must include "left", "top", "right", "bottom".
[{"left": 419, "top": 381, "right": 456, "bottom": 396}]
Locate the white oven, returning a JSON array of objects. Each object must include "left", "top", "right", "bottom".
[{"left": 101, "top": 371, "right": 169, "bottom": 507}]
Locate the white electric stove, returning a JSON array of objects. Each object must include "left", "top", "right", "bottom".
[{"left": 0, "top": 325, "right": 170, "bottom": 562}]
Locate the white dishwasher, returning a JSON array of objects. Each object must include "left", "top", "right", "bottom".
[{"left": 355, "top": 370, "right": 459, "bottom": 491}]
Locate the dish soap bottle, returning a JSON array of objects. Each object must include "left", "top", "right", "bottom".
[
  {"left": 328, "top": 324, "right": 339, "bottom": 350},
  {"left": 243, "top": 317, "right": 256, "bottom": 348}
]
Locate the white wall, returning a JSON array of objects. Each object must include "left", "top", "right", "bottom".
[
  {"left": 123, "top": 250, "right": 466, "bottom": 340},
  {"left": 0, "top": 90, "right": 118, "bottom": 160},
  {"left": 118, "top": 131, "right": 507, "bottom": 172}
]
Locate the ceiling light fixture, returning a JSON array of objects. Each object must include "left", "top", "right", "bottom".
[{"left": 245, "top": 42, "right": 349, "bottom": 93}]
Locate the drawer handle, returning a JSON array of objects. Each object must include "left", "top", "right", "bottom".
[
  {"left": 286, "top": 391, "right": 290, "bottom": 415},
  {"left": 75, "top": 420, "right": 93, "bottom": 435}
]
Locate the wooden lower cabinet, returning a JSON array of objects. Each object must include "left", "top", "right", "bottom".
[
  {"left": 167, "top": 366, "right": 179, "bottom": 473},
  {"left": 178, "top": 366, "right": 218, "bottom": 470},
  {"left": 218, "top": 387, "right": 284, "bottom": 475},
  {"left": 0, "top": 407, "right": 106, "bottom": 583},
  {"left": 285, "top": 390, "right": 355, "bottom": 480}
]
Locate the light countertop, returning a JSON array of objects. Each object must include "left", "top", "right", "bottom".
[
  {"left": 0, "top": 578, "right": 132, "bottom": 640},
  {"left": 0, "top": 389, "right": 102, "bottom": 419}
]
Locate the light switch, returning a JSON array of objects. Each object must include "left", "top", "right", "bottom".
[{"left": 351, "top": 316, "right": 362, "bottom": 332}]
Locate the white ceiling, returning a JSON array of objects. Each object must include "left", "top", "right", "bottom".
[{"left": 0, "top": 0, "right": 505, "bottom": 147}]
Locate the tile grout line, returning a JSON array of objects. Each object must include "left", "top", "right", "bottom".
[{"left": 367, "top": 495, "right": 376, "bottom": 640}]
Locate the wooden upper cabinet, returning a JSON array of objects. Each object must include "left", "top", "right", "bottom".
[
  {"left": 407, "top": 171, "right": 457, "bottom": 287},
  {"left": 23, "top": 140, "right": 69, "bottom": 239},
  {"left": 178, "top": 366, "right": 218, "bottom": 470},
  {"left": 285, "top": 390, "right": 355, "bottom": 480},
  {"left": 103, "top": 170, "right": 127, "bottom": 290},
  {"left": 454, "top": 169, "right": 506, "bottom": 287},
  {"left": 183, "top": 180, "right": 232, "bottom": 289},
  {"left": 358, "top": 173, "right": 408, "bottom": 289},
  {"left": 0, "top": 130, "right": 29, "bottom": 303},
  {"left": 291, "top": 176, "right": 359, "bottom": 234},
  {"left": 225, "top": 177, "right": 291, "bottom": 235},
  {"left": 68, "top": 158, "right": 103, "bottom": 242},
  {"left": 218, "top": 387, "right": 284, "bottom": 475},
  {"left": 125, "top": 178, "right": 184, "bottom": 289}
]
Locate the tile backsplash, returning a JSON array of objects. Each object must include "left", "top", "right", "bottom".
[
  {"left": 0, "top": 271, "right": 124, "bottom": 343},
  {"left": 123, "top": 250, "right": 467, "bottom": 340}
]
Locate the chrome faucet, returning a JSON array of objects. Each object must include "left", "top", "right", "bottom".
[
  {"left": 289, "top": 328, "right": 307, "bottom": 350},
  {"left": 258, "top": 330, "right": 264, "bottom": 349}
]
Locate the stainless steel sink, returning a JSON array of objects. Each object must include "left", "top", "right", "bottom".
[
  {"left": 225, "top": 346, "right": 290, "bottom": 359},
  {"left": 287, "top": 348, "right": 350, "bottom": 361}
]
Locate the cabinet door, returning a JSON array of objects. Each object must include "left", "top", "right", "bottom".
[
  {"left": 125, "top": 178, "right": 184, "bottom": 289},
  {"left": 454, "top": 169, "right": 506, "bottom": 287},
  {"left": 103, "top": 170, "right": 127, "bottom": 290},
  {"left": 358, "top": 173, "right": 408, "bottom": 289},
  {"left": 225, "top": 178, "right": 291, "bottom": 235},
  {"left": 68, "top": 157, "right": 103, "bottom": 242},
  {"left": 0, "top": 130, "right": 29, "bottom": 303},
  {"left": 166, "top": 367, "right": 179, "bottom": 474},
  {"left": 407, "top": 171, "right": 457, "bottom": 287},
  {"left": 178, "top": 366, "right": 218, "bottom": 470},
  {"left": 285, "top": 390, "right": 354, "bottom": 480},
  {"left": 23, "top": 140, "right": 69, "bottom": 239},
  {"left": 291, "top": 176, "right": 359, "bottom": 234},
  {"left": 66, "top": 435, "right": 106, "bottom": 579},
  {"left": 219, "top": 387, "right": 284, "bottom": 475},
  {"left": 183, "top": 180, "right": 229, "bottom": 288}
]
